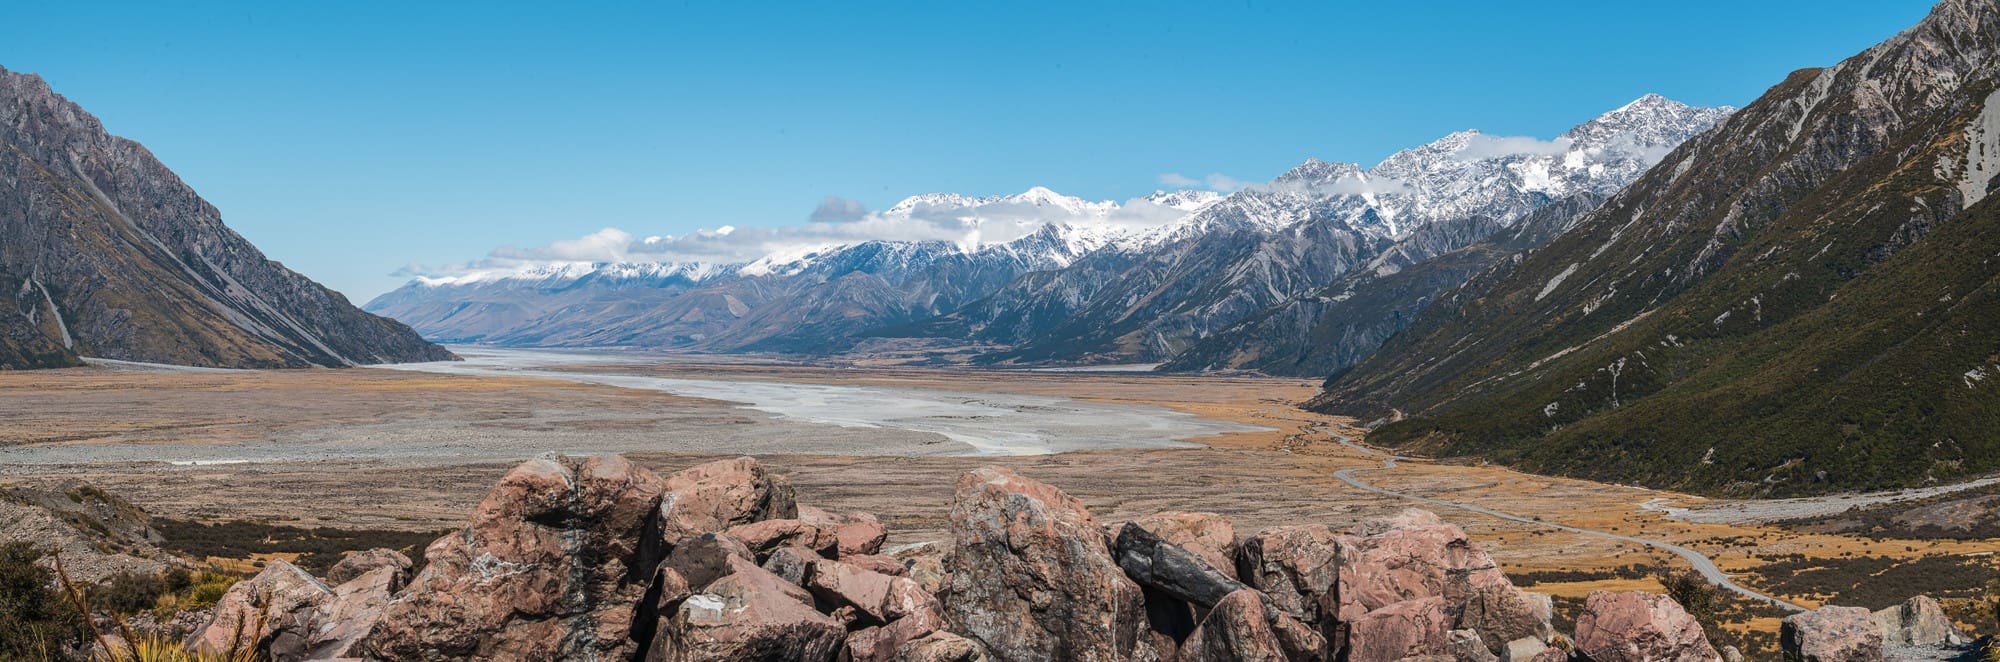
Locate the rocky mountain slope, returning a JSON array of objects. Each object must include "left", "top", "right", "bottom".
[
  {"left": 1162, "top": 192, "right": 1609, "bottom": 376},
  {"left": 913, "top": 96, "right": 1730, "bottom": 367},
  {"left": 1313, "top": 0, "right": 2000, "bottom": 496},
  {"left": 0, "top": 67, "right": 452, "bottom": 369}
]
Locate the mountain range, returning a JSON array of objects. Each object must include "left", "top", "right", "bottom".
[
  {"left": 369, "top": 96, "right": 1731, "bottom": 373},
  {"left": 1312, "top": 0, "right": 2000, "bottom": 496},
  {"left": 0, "top": 67, "right": 451, "bottom": 369}
]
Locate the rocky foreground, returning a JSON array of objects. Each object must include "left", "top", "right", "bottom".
[{"left": 170, "top": 455, "right": 1976, "bottom": 661}]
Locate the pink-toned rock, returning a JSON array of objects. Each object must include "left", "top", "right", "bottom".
[
  {"left": 1445, "top": 629, "right": 1498, "bottom": 662},
  {"left": 891, "top": 542, "right": 948, "bottom": 596},
  {"left": 1337, "top": 510, "right": 1515, "bottom": 618},
  {"left": 186, "top": 559, "right": 330, "bottom": 661},
  {"left": 1573, "top": 591, "right": 1720, "bottom": 662},
  {"left": 943, "top": 467, "right": 1153, "bottom": 661},
  {"left": 1237, "top": 524, "right": 1348, "bottom": 631},
  {"left": 663, "top": 557, "right": 843, "bottom": 661},
  {"left": 1872, "top": 595, "right": 1969, "bottom": 647},
  {"left": 799, "top": 504, "right": 888, "bottom": 557},
  {"left": 1335, "top": 509, "right": 1550, "bottom": 656},
  {"left": 1455, "top": 584, "right": 1555, "bottom": 657},
  {"left": 322, "top": 548, "right": 412, "bottom": 590},
  {"left": 726, "top": 518, "right": 839, "bottom": 559},
  {"left": 1344, "top": 597, "right": 1451, "bottom": 662},
  {"left": 1180, "top": 588, "right": 1329, "bottom": 661},
  {"left": 761, "top": 545, "right": 821, "bottom": 585},
  {"left": 805, "top": 558, "right": 945, "bottom": 629},
  {"left": 1782, "top": 606, "right": 1885, "bottom": 662},
  {"left": 659, "top": 457, "right": 798, "bottom": 546},
  {"left": 839, "top": 553, "right": 908, "bottom": 577},
  {"left": 896, "top": 631, "right": 989, "bottom": 661},
  {"left": 360, "top": 455, "right": 671, "bottom": 661},
  {"left": 634, "top": 566, "right": 693, "bottom": 662},
  {"left": 304, "top": 566, "right": 399, "bottom": 659},
  {"left": 1130, "top": 511, "right": 1239, "bottom": 581},
  {"left": 845, "top": 613, "right": 951, "bottom": 662},
  {"left": 666, "top": 532, "right": 756, "bottom": 590}
]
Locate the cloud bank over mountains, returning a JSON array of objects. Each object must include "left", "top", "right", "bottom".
[{"left": 394, "top": 187, "right": 1215, "bottom": 280}]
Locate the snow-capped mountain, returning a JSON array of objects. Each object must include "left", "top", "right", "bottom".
[
  {"left": 369, "top": 95, "right": 1729, "bottom": 362},
  {"left": 366, "top": 187, "right": 1182, "bottom": 351},
  {"left": 918, "top": 95, "right": 1733, "bottom": 365}
]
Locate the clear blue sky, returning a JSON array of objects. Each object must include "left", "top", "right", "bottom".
[{"left": 2, "top": 1, "right": 1937, "bottom": 301}]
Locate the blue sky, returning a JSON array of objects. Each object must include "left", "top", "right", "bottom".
[{"left": 1, "top": 1, "right": 1937, "bottom": 300}]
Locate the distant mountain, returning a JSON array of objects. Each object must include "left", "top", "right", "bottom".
[
  {"left": 0, "top": 67, "right": 453, "bottom": 369},
  {"left": 922, "top": 95, "right": 1731, "bottom": 366},
  {"left": 370, "top": 97, "right": 1726, "bottom": 368},
  {"left": 1312, "top": 0, "right": 2000, "bottom": 496},
  {"left": 366, "top": 189, "right": 1211, "bottom": 352}
]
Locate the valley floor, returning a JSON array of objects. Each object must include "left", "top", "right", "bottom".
[{"left": 2, "top": 350, "right": 1996, "bottom": 649}]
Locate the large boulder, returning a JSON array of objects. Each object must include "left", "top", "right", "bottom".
[
  {"left": 891, "top": 542, "right": 949, "bottom": 596},
  {"left": 360, "top": 455, "right": 674, "bottom": 660},
  {"left": 1337, "top": 510, "right": 1549, "bottom": 656},
  {"left": 1179, "top": 588, "right": 1329, "bottom": 661},
  {"left": 897, "top": 631, "right": 990, "bottom": 662},
  {"left": 1782, "top": 606, "right": 1886, "bottom": 662},
  {"left": 1871, "top": 596, "right": 1969, "bottom": 648},
  {"left": 1343, "top": 596, "right": 1451, "bottom": 662},
  {"left": 1129, "top": 511, "right": 1239, "bottom": 581},
  {"left": 805, "top": 558, "right": 944, "bottom": 629},
  {"left": 726, "top": 518, "right": 838, "bottom": 561},
  {"left": 1236, "top": 524, "right": 1348, "bottom": 633},
  {"left": 1572, "top": 591, "right": 1720, "bottom": 662},
  {"left": 666, "top": 532, "right": 757, "bottom": 590},
  {"left": 185, "top": 560, "right": 330, "bottom": 661},
  {"left": 304, "top": 565, "right": 400, "bottom": 659},
  {"left": 943, "top": 467, "right": 1152, "bottom": 661},
  {"left": 659, "top": 457, "right": 798, "bottom": 547},
  {"left": 660, "top": 556, "right": 844, "bottom": 661},
  {"left": 322, "top": 548, "right": 412, "bottom": 590},
  {"left": 799, "top": 505, "right": 888, "bottom": 557},
  {"left": 1112, "top": 521, "right": 1247, "bottom": 608},
  {"left": 1445, "top": 630, "right": 1499, "bottom": 662}
]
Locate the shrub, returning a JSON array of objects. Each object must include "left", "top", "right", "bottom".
[{"left": 0, "top": 541, "right": 86, "bottom": 659}]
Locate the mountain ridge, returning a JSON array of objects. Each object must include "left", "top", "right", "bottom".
[
  {"left": 1310, "top": 0, "right": 2000, "bottom": 496},
  {"left": 0, "top": 67, "right": 454, "bottom": 369}
]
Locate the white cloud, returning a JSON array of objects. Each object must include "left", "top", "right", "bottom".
[
  {"left": 1454, "top": 135, "right": 1576, "bottom": 161},
  {"left": 1160, "top": 172, "right": 1245, "bottom": 192},
  {"left": 808, "top": 195, "right": 870, "bottom": 223},
  {"left": 1203, "top": 174, "right": 1246, "bottom": 191},
  {"left": 400, "top": 187, "right": 1220, "bottom": 279}
]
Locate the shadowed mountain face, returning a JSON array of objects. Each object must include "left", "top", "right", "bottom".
[
  {"left": 1161, "top": 192, "right": 1609, "bottom": 377},
  {"left": 0, "top": 68, "right": 453, "bottom": 369},
  {"left": 1314, "top": 0, "right": 2000, "bottom": 496}
]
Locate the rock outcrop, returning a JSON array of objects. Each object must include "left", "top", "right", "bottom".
[
  {"left": 1871, "top": 596, "right": 1970, "bottom": 648},
  {"left": 184, "top": 554, "right": 403, "bottom": 661},
  {"left": 943, "top": 466, "right": 1152, "bottom": 661},
  {"left": 0, "top": 480, "right": 170, "bottom": 582},
  {"left": 363, "top": 455, "right": 684, "bottom": 660},
  {"left": 321, "top": 548, "right": 411, "bottom": 589},
  {"left": 192, "top": 454, "right": 1750, "bottom": 662},
  {"left": 1573, "top": 590, "right": 1720, "bottom": 662},
  {"left": 1783, "top": 606, "right": 1886, "bottom": 662}
]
